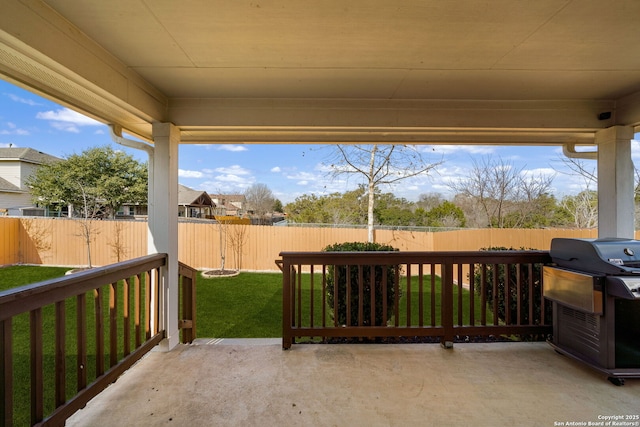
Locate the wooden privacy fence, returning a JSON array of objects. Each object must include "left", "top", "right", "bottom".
[
  {"left": 277, "top": 250, "right": 553, "bottom": 349},
  {"left": 1, "top": 216, "right": 601, "bottom": 270},
  {"left": 0, "top": 254, "right": 198, "bottom": 427}
]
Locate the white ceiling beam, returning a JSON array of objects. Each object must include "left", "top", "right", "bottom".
[{"left": 178, "top": 126, "right": 596, "bottom": 146}]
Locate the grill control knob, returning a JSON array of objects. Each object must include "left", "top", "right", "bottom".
[{"left": 624, "top": 247, "right": 635, "bottom": 256}]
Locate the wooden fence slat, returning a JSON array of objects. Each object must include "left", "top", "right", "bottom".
[{"left": 2, "top": 217, "right": 604, "bottom": 271}]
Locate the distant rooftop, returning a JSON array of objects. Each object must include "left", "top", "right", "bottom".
[
  {"left": 0, "top": 147, "right": 60, "bottom": 164},
  {"left": 178, "top": 184, "right": 214, "bottom": 207},
  {"left": 0, "top": 176, "right": 20, "bottom": 192}
]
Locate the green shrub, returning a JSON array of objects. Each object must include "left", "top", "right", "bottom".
[
  {"left": 473, "top": 247, "right": 551, "bottom": 332},
  {"left": 323, "top": 242, "right": 400, "bottom": 326}
]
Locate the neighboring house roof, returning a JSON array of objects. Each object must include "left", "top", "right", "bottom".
[
  {"left": 178, "top": 184, "right": 215, "bottom": 207},
  {"left": 0, "top": 176, "right": 21, "bottom": 192},
  {"left": 210, "top": 194, "right": 245, "bottom": 211},
  {"left": 0, "top": 147, "right": 60, "bottom": 164}
]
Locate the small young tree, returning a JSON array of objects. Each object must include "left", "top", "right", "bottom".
[
  {"left": 215, "top": 216, "right": 231, "bottom": 272},
  {"left": 228, "top": 223, "right": 249, "bottom": 270},
  {"left": 75, "top": 182, "right": 101, "bottom": 268},
  {"left": 107, "top": 220, "right": 129, "bottom": 262}
]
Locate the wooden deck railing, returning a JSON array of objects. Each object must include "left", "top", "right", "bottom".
[
  {"left": 0, "top": 255, "right": 198, "bottom": 427},
  {"left": 277, "top": 251, "right": 553, "bottom": 349},
  {"left": 179, "top": 262, "right": 197, "bottom": 344}
]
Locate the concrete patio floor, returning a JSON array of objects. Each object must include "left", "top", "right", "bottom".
[{"left": 66, "top": 340, "right": 639, "bottom": 427}]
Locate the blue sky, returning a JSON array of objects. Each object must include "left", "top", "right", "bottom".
[{"left": 1, "top": 78, "right": 638, "bottom": 205}]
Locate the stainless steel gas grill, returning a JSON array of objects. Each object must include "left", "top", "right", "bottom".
[{"left": 543, "top": 238, "right": 640, "bottom": 385}]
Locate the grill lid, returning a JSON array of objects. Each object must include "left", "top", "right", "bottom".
[{"left": 550, "top": 237, "right": 640, "bottom": 275}]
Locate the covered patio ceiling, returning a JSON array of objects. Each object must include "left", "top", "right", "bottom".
[{"left": 1, "top": 0, "right": 640, "bottom": 146}]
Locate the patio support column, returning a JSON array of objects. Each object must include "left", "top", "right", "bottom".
[
  {"left": 150, "top": 122, "right": 180, "bottom": 350},
  {"left": 596, "top": 125, "right": 635, "bottom": 239}
]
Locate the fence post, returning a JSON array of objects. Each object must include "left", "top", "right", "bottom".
[
  {"left": 279, "top": 259, "right": 293, "bottom": 349},
  {"left": 441, "top": 262, "right": 454, "bottom": 349},
  {"left": 179, "top": 263, "right": 197, "bottom": 343}
]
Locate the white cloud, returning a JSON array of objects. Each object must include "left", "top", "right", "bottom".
[
  {"left": 199, "top": 174, "right": 255, "bottom": 194},
  {"left": 190, "top": 165, "right": 257, "bottom": 193},
  {"left": 212, "top": 165, "right": 251, "bottom": 175},
  {"left": 214, "top": 174, "right": 248, "bottom": 184},
  {"left": 36, "top": 108, "right": 102, "bottom": 133},
  {"left": 424, "top": 145, "right": 496, "bottom": 155},
  {"left": 50, "top": 121, "right": 80, "bottom": 133},
  {"left": 5, "top": 93, "right": 42, "bottom": 106},
  {"left": 0, "top": 129, "right": 29, "bottom": 136},
  {"left": 179, "top": 169, "right": 204, "bottom": 178},
  {"left": 520, "top": 167, "right": 557, "bottom": 178},
  {"left": 0, "top": 122, "right": 30, "bottom": 135},
  {"left": 285, "top": 171, "right": 318, "bottom": 181},
  {"left": 315, "top": 164, "right": 339, "bottom": 173},
  {"left": 213, "top": 144, "right": 248, "bottom": 152},
  {"left": 632, "top": 140, "right": 640, "bottom": 162},
  {"left": 271, "top": 166, "right": 281, "bottom": 173}
]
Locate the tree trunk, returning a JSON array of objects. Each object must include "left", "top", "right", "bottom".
[{"left": 367, "top": 145, "right": 378, "bottom": 243}]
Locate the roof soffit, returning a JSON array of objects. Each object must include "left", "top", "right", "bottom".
[{"left": 0, "top": 0, "right": 638, "bottom": 145}]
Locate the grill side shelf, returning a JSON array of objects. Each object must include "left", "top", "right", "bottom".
[{"left": 543, "top": 266, "right": 604, "bottom": 315}]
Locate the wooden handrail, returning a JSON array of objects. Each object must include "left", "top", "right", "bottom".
[
  {"left": 0, "top": 254, "right": 167, "bottom": 321},
  {"left": 1, "top": 254, "right": 199, "bottom": 426},
  {"left": 278, "top": 250, "right": 552, "bottom": 349}
]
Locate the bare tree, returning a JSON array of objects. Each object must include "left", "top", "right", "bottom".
[
  {"left": 416, "top": 192, "right": 445, "bottom": 211},
  {"left": 557, "top": 156, "right": 597, "bottom": 187},
  {"left": 107, "top": 220, "right": 129, "bottom": 262},
  {"left": 228, "top": 223, "right": 249, "bottom": 270},
  {"left": 555, "top": 156, "right": 598, "bottom": 228},
  {"left": 448, "top": 156, "right": 554, "bottom": 228},
  {"left": 561, "top": 190, "right": 598, "bottom": 228},
  {"left": 326, "top": 144, "right": 442, "bottom": 242},
  {"left": 508, "top": 171, "right": 556, "bottom": 228},
  {"left": 214, "top": 216, "right": 231, "bottom": 272},
  {"left": 74, "top": 182, "right": 101, "bottom": 268},
  {"left": 245, "top": 183, "right": 275, "bottom": 224},
  {"left": 448, "top": 156, "right": 518, "bottom": 228}
]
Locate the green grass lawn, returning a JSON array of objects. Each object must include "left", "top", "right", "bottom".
[
  {"left": 0, "top": 265, "right": 71, "bottom": 288},
  {"left": 195, "top": 271, "right": 489, "bottom": 337},
  {"left": 196, "top": 272, "right": 283, "bottom": 337}
]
